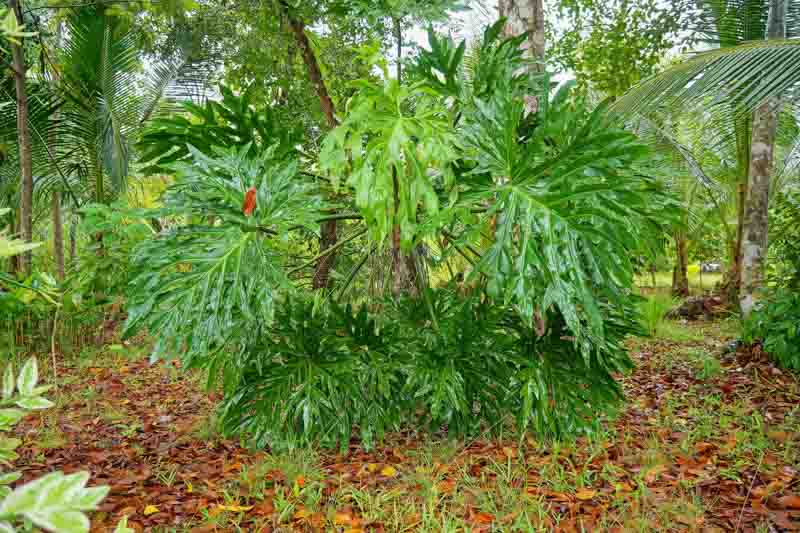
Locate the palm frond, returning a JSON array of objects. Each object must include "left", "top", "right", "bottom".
[{"left": 615, "top": 40, "right": 800, "bottom": 119}]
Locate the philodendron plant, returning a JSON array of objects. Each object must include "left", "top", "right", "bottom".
[{"left": 0, "top": 358, "right": 109, "bottom": 532}]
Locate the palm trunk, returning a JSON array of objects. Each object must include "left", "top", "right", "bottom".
[
  {"left": 280, "top": 1, "right": 339, "bottom": 290},
  {"left": 672, "top": 232, "right": 689, "bottom": 297},
  {"left": 498, "top": 0, "right": 545, "bottom": 113},
  {"left": 739, "top": 0, "right": 786, "bottom": 317},
  {"left": 69, "top": 216, "right": 77, "bottom": 265},
  {"left": 50, "top": 21, "right": 65, "bottom": 281},
  {"left": 9, "top": 0, "right": 33, "bottom": 276},
  {"left": 52, "top": 193, "right": 65, "bottom": 280},
  {"left": 723, "top": 180, "right": 747, "bottom": 301}
]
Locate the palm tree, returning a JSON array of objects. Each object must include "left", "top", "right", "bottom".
[
  {"left": 740, "top": 0, "right": 788, "bottom": 315},
  {"left": 7, "top": 0, "right": 33, "bottom": 275},
  {"left": 55, "top": 4, "right": 188, "bottom": 206},
  {"left": 0, "top": 4, "right": 211, "bottom": 279},
  {"left": 615, "top": 0, "right": 800, "bottom": 308}
]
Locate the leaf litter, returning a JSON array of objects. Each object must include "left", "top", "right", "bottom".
[{"left": 11, "top": 321, "right": 800, "bottom": 532}]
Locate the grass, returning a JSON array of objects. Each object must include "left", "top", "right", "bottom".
[
  {"left": 684, "top": 347, "right": 723, "bottom": 379},
  {"left": 635, "top": 268, "right": 723, "bottom": 293}
]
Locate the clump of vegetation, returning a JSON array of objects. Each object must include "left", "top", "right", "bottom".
[
  {"left": 215, "top": 288, "right": 641, "bottom": 449},
  {"left": 123, "top": 23, "right": 667, "bottom": 450},
  {"left": 743, "top": 290, "right": 800, "bottom": 371},
  {"left": 742, "top": 192, "right": 800, "bottom": 371},
  {"left": 639, "top": 293, "right": 677, "bottom": 337}
]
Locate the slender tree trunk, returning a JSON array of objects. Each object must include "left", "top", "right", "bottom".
[
  {"left": 280, "top": 1, "right": 339, "bottom": 290},
  {"left": 9, "top": 0, "right": 33, "bottom": 276},
  {"left": 52, "top": 193, "right": 65, "bottom": 280},
  {"left": 498, "top": 0, "right": 545, "bottom": 113},
  {"left": 739, "top": 0, "right": 786, "bottom": 317},
  {"left": 8, "top": 210, "right": 20, "bottom": 273},
  {"left": 394, "top": 16, "right": 402, "bottom": 81},
  {"left": 69, "top": 216, "right": 77, "bottom": 265},
  {"left": 50, "top": 22, "right": 65, "bottom": 281},
  {"left": 722, "top": 180, "right": 747, "bottom": 301},
  {"left": 672, "top": 232, "right": 689, "bottom": 297},
  {"left": 386, "top": 17, "right": 420, "bottom": 296},
  {"left": 390, "top": 170, "right": 418, "bottom": 297}
]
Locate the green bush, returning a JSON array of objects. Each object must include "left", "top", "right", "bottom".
[
  {"left": 743, "top": 289, "right": 800, "bottom": 371},
  {"left": 74, "top": 202, "right": 153, "bottom": 303},
  {"left": 768, "top": 192, "right": 800, "bottom": 289},
  {"left": 216, "top": 287, "right": 640, "bottom": 450},
  {"left": 126, "top": 23, "right": 670, "bottom": 451},
  {"left": 0, "top": 227, "right": 114, "bottom": 532}
]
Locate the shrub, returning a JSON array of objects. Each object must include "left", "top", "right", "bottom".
[
  {"left": 74, "top": 202, "right": 153, "bottom": 304},
  {"left": 214, "top": 287, "right": 640, "bottom": 450},
  {"left": 768, "top": 192, "right": 800, "bottom": 289},
  {"left": 743, "top": 289, "right": 800, "bottom": 371},
  {"left": 127, "top": 23, "right": 671, "bottom": 451}
]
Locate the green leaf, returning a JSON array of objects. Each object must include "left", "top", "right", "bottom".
[
  {"left": 26, "top": 510, "right": 89, "bottom": 533},
  {"left": 70, "top": 486, "right": 110, "bottom": 511},
  {"left": 0, "top": 520, "right": 14, "bottom": 533},
  {"left": 0, "top": 409, "right": 25, "bottom": 428},
  {"left": 16, "top": 359, "right": 37, "bottom": 397},
  {"left": 0, "top": 236, "right": 41, "bottom": 259},
  {"left": 0, "top": 471, "right": 105, "bottom": 533},
  {"left": 1, "top": 471, "right": 86, "bottom": 514},
  {"left": 0, "top": 437, "right": 21, "bottom": 453},
  {"left": 14, "top": 397, "right": 54, "bottom": 410},
  {"left": 113, "top": 516, "right": 135, "bottom": 533},
  {"left": 0, "top": 471, "right": 20, "bottom": 486},
  {"left": 2, "top": 364, "right": 12, "bottom": 399}
]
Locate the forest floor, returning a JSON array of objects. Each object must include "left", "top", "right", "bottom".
[{"left": 13, "top": 318, "right": 800, "bottom": 533}]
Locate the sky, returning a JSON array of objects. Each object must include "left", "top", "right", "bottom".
[{"left": 405, "top": 0, "right": 498, "bottom": 52}]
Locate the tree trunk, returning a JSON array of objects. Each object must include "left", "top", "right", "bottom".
[
  {"left": 739, "top": 0, "right": 786, "bottom": 317},
  {"left": 50, "top": 21, "right": 65, "bottom": 281},
  {"left": 722, "top": 180, "right": 747, "bottom": 302},
  {"left": 394, "top": 16, "right": 402, "bottom": 81},
  {"left": 498, "top": 0, "right": 545, "bottom": 113},
  {"left": 387, "top": 18, "right": 419, "bottom": 296},
  {"left": 390, "top": 170, "right": 418, "bottom": 297},
  {"left": 672, "top": 232, "right": 689, "bottom": 297},
  {"left": 69, "top": 216, "right": 77, "bottom": 265},
  {"left": 52, "top": 193, "right": 65, "bottom": 280},
  {"left": 312, "top": 220, "right": 337, "bottom": 289},
  {"left": 8, "top": 210, "right": 20, "bottom": 273},
  {"left": 280, "top": 1, "right": 340, "bottom": 290},
  {"left": 9, "top": 0, "right": 33, "bottom": 276}
]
